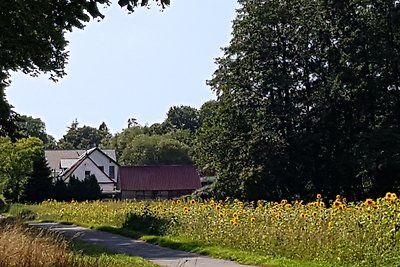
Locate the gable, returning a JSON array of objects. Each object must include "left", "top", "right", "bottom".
[
  {"left": 65, "top": 157, "right": 116, "bottom": 184},
  {"left": 45, "top": 148, "right": 117, "bottom": 172}
]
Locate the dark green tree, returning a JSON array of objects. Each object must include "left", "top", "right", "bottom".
[
  {"left": 53, "top": 178, "right": 69, "bottom": 201},
  {"left": 68, "top": 176, "right": 85, "bottom": 201},
  {"left": 205, "top": 0, "right": 400, "bottom": 200},
  {"left": 164, "top": 105, "right": 201, "bottom": 133},
  {"left": 58, "top": 121, "right": 110, "bottom": 149},
  {"left": 0, "top": 0, "right": 170, "bottom": 139},
  {"left": 120, "top": 134, "right": 192, "bottom": 165},
  {"left": 0, "top": 73, "right": 18, "bottom": 140},
  {"left": 83, "top": 175, "right": 102, "bottom": 200},
  {"left": 16, "top": 115, "right": 57, "bottom": 149},
  {"left": 21, "top": 153, "right": 52, "bottom": 203}
]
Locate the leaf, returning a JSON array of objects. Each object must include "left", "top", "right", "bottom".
[
  {"left": 86, "top": 1, "right": 105, "bottom": 19},
  {"left": 127, "top": 3, "right": 134, "bottom": 12},
  {"left": 118, "top": 0, "right": 130, "bottom": 7}
]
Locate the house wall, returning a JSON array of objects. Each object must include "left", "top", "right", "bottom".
[
  {"left": 98, "top": 183, "right": 117, "bottom": 194},
  {"left": 67, "top": 158, "right": 116, "bottom": 193},
  {"left": 88, "top": 150, "right": 119, "bottom": 180},
  {"left": 121, "top": 189, "right": 194, "bottom": 200}
]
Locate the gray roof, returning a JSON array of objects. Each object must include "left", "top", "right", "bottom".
[{"left": 45, "top": 149, "right": 116, "bottom": 173}]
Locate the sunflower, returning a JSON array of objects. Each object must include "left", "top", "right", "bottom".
[
  {"left": 316, "top": 193, "right": 322, "bottom": 199},
  {"left": 182, "top": 206, "right": 190, "bottom": 214},
  {"left": 312, "top": 211, "right": 318, "bottom": 217},
  {"left": 300, "top": 213, "right": 307, "bottom": 219},
  {"left": 364, "top": 198, "right": 375, "bottom": 207},
  {"left": 333, "top": 200, "right": 342, "bottom": 209},
  {"left": 230, "top": 218, "right": 238, "bottom": 226},
  {"left": 250, "top": 217, "right": 256, "bottom": 223}
]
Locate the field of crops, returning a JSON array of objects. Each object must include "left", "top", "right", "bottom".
[{"left": 12, "top": 193, "right": 400, "bottom": 267}]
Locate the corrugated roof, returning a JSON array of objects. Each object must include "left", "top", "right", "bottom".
[
  {"left": 45, "top": 149, "right": 116, "bottom": 172},
  {"left": 120, "top": 166, "right": 202, "bottom": 191}
]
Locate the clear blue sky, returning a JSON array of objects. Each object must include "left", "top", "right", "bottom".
[{"left": 8, "top": 0, "right": 238, "bottom": 140}]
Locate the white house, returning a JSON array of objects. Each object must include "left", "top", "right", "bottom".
[{"left": 45, "top": 147, "right": 119, "bottom": 195}]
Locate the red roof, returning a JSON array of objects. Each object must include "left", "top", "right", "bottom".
[{"left": 120, "top": 166, "right": 201, "bottom": 191}]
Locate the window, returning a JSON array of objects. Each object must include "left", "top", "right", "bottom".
[
  {"left": 109, "top": 166, "right": 115, "bottom": 178},
  {"left": 85, "top": 171, "right": 91, "bottom": 178}
]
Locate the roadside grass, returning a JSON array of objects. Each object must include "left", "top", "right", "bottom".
[
  {"left": 0, "top": 219, "right": 159, "bottom": 267},
  {"left": 70, "top": 241, "right": 160, "bottom": 267}
]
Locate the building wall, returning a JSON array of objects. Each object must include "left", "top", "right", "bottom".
[
  {"left": 121, "top": 189, "right": 195, "bottom": 200},
  {"left": 67, "top": 158, "right": 116, "bottom": 193},
  {"left": 88, "top": 150, "right": 119, "bottom": 180}
]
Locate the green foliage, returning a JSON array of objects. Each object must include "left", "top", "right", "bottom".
[
  {"left": 123, "top": 208, "right": 170, "bottom": 235},
  {"left": 164, "top": 105, "right": 201, "bottom": 133},
  {"left": 0, "top": 137, "right": 44, "bottom": 202},
  {"left": 119, "top": 134, "right": 192, "bottom": 165},
  {"left": 16, "top": 115, "right": 57, "bottom": 149},
  {"left": 52, "top": 175, "right": 101, "bottom": 202},
  {"left": 58, "top": 120, "right": 112, "bottom": 149},
  {"left": 21, "top": 152, "right": 53, "bottom": 203},
  {"left": 0, "top": 73, "right": 18, "bottom": 140},
  {"left": 0, "top": 0, "right": 170, "bottom": 142},
  {"left": 202, "top": 0, "right": 400, "bottom": 200}
]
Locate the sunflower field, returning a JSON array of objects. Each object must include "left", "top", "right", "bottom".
[{"left": 11, "top": 193, "right": 400, "bottom": 267}]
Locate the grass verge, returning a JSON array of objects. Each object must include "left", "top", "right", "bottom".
[{"left": 0, "top": 218, "right": 159, "bottom": 267}]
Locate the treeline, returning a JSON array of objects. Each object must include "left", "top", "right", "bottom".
[
  {"left": 16, "top": 103, "right": 217, "bottom": 168},
  {"left": 198, "top": 0, "right": 400, "bottom": 201}
]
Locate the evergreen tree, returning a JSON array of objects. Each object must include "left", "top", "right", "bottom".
[
  {"left": 83, "top": 175, "right": 102, "bottom": 200},
  {"left": 53, "top": 178, "right": 69, "bottom": 201},
  {"left": 22, "top": 153, "right": 52, "bottom": 203}
]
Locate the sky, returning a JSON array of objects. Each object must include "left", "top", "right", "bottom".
[{"left": 8, "top": 0, "right": 238, "bottom": 140}]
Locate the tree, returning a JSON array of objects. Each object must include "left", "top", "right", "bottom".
[
  {"left": 119, "top": 134, "right": 192, "bottom": 165},
  {"left": 16, "top": 115, "right": 57, "bottom": 149},
  {"left": 199, "top": 100, "right": 218, "bottom": 126},
  {"left": 0, "top": 0, "right": 170, "bottom": 139},
  {"left": 205, "top": 0, "right": 400, "bottom": 200},
  {"left": 58, "top": 121, "right": 111, "bottom": 149},
  {"left": 0, "top": 0, "right": 170, "bottom": 81},
  {"left": 21, "top": 152, "right": 53, "bottom": 203},
  {"left": 0, "top": 137, "right": 44, "bottom": 202},
  {"left": 53, "top": 178, "right": 69, "bottom": 201},
  {"left": 0, "top": 74, "right": 18, "bottom": 139},
  {"left": 103, "top": 125, "right": 145, "bottom": 158},
  {"left": 83, "top": 175, "right": 102, "bottom": 200},
  {"left": 164, "top": 105, "right": 201, "bottom": 133}
]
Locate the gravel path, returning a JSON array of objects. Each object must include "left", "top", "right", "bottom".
[{"left": 31, "top": 222, "right": 260, "bottom": 267}]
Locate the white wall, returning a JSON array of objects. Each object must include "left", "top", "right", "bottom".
[
  {"left": 69, "top": 158, "right": 115, "bottom": 193},
  {"left": 88, "top": 150, "right": 119, "bottom": 181}
]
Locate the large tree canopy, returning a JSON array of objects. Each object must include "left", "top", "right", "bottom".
[
  {"left": 0, "top": 0, "right": 170, "bottom": 138},
  {"left": 202, "top": 0, "right": 400, "bottom": 200},
  {"left": 58, "top": 120, "right": 111, "bottom": 149}
]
